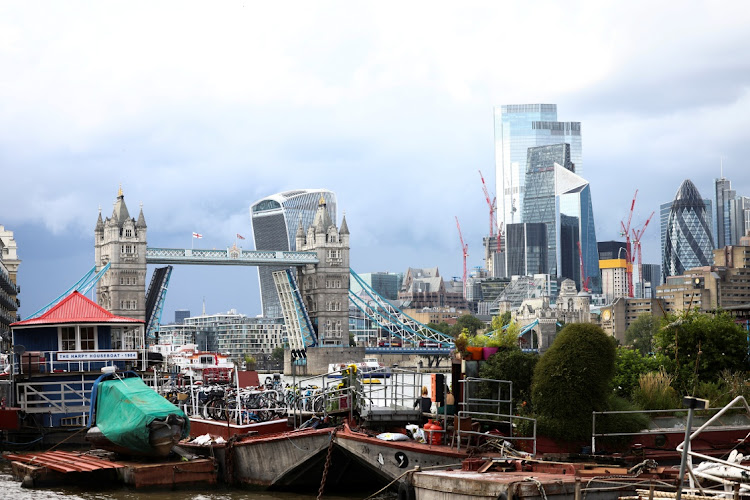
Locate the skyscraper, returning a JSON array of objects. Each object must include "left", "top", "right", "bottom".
[
  {"left": 494, "top": 104, "right": 582, "bottom": 231},
  {"left": 250, "top": 189, "right": 337, "bottom": 318},
  {"left": 661, "top": 196, "right": 714, "bottom": 279},
  {"left": 715, "top": 176, "right": 736, "bottom": 248},
  {"left": 663, "top": 180, "right": 715, "bottom": 281},
  {"left": 522, "top": 144, "right": 600, "bottom": 293}
]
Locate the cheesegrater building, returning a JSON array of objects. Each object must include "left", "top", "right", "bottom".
[{"left": 250, "top": 189, "right": 337, "bottom": 318}]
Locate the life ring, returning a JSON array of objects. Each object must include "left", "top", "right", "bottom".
[
  {"left": 265, "top": 376, "right": 272, "bottom": 385},
  {"left": 398, "top": 481, "right": 416, "bottom": 500}
]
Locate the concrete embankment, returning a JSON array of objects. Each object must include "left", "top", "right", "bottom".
[{"left": 283, "top": 347, "right": 449, "bottom": 375}]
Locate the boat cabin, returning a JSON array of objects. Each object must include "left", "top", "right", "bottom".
[{"left": 9, "top": 291, "right": 146, "bottom": 428}]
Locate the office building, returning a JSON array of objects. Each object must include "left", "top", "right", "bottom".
[
  {"left": 494, "top": 104, "right": 582, "bottom": 231},
  {"left": 662, "top": 180, "right": 715, "bottom": 281},
  {"left": 174, "top": 309, "right": 190, "bottom": 325},
  {"left": 600, "top": 297, "right": 666, "bottom": 344},
  {"left": 398, "top": 267, "right": 467, "bottom": 310},
  {"left": 250, "top": 189, "right": 336, "bottom": 318},
  {"left": 641, "top": 264, "right": 662, "bottom": 298},
  {"left": 727, "top": 196, "right": 750, "bottom": 246},
  {"left": 349, "top": 272, "right": 402, "bottom": 300},
  {"left": 0, "top": 225, "right": 20, "bottom": 349},
  {"left": 505, "top": 223, "right": 548, "bottom": 277},
  {"left": 522, "top": 144, "right": 600, "bottom": 293},
  {"left": 715, "top": 176, "right": 736, "bottom": 248}
]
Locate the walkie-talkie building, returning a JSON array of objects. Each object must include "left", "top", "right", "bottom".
[
  {"left": 663, "top": 180, "right": 715, "bottom": 281},
  {"left": 250, "top": 189, "right": 337, "bottom": 318}
]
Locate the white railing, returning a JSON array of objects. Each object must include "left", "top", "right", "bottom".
[
  {"left": 12, "top": 349, "right": 149, "bottom": 375},
  {"left": 16, "top": 377, "right": 93, "bottom": 415}
]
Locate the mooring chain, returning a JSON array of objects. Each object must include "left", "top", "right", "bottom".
[{"left": 317, "top": 428, "right": 338, "bottom": 500}]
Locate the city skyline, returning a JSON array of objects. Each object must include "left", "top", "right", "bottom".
[{"left": 2, "top": 2, "right": 749, "bottom": 319}]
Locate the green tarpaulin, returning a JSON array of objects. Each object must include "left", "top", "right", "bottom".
[{"left": 95, "top": 376, "right": 189, "bottom": 454}]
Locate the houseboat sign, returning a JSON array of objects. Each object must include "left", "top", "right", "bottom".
[{"left": 58, "top": 351, "right": 138, "bottom": 361}]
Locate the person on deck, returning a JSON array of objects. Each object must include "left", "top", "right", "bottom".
[{"left": 415, "top": 386, "right": 432, "bottom": 413}]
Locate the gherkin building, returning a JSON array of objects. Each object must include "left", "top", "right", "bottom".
[{"left": 663, "top": 179, "right": 715, "bottom": 280}]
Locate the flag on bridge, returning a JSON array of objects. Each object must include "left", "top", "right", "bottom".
[
  {"left": 236, "top": 233, "right": 245, "bottom": 240},
  {"left": 192, "top": 232, "right": 203, "bottom": 239}
]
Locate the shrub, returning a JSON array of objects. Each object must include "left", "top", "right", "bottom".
[
  {"left": 631, "top": 369, "right": 680, "bottom": 410},
  {"left": 531, "top": 323, "right": 616, "bottom": 441},
  {"left": 595, "top": 395, "right": 650, "bottom": 450},
  {"left": 479, "top": 348, "right": 539, "bottom": 408}
]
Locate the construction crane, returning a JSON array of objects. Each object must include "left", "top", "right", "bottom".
[
  {"left": 631, "top": 210, "right": 655, "bottom": 296},
  {"left": 478, "top": 170, "right": 502, "bottom": 252},
  {"left": 620, "top": 190, "right": 638, "bottom": 297},
  {"left": 455, "top": 216, "right": 468, "bottom": 299},
  {"left": 577, "top": 241, "right": 591, "bottom": 292}
]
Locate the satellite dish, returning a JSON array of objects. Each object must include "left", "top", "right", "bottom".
[{"left": 13, "top": 344, "right": 26, "bottom": 355}]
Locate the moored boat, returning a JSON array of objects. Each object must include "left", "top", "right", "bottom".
[{"left": 86, "top": 370, "right": 189, "bottom": 457}]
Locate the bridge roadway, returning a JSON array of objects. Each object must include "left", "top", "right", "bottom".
[
  {"left": 145, "top": 247, "right": 319, "bottom": 266},
  {"left": 365, "top": 347, "right": 451, "bottom": 356}
]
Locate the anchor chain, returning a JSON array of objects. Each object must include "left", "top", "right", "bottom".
[{"left": 317, "top": 428, "right": 338, "bottom": 500}]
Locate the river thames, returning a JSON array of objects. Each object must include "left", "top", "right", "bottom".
[{"left": 0, "top": 460, "right": 385, "bottom": 500}]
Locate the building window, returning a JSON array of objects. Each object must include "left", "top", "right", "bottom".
[
  {"left": 125, "top": 229, "right": 133, "bottom": 237},
  {"left": 58, "top": 325, "right": 98, "bottom": 351},
  {"left": 61, "top": 327, "right": 76, "bottom": 351}
]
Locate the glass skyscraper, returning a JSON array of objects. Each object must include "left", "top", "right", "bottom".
[
  {"left": 494, "top": 104, "right": 582, "bottom": 231},
  {"left": 662, "top": 180, "right": 715, "bottom": 281},
  {"left": 521, "top": 144, "right": 600, "bottom": 293},
  {"left": 250, "top": 189, "right": 337, "bottom": 318},
  {"left": 660, "top": 195, "right": 713, "bottom": 281},
  {"left": 715, "top": 176, "right": 735, "bottom": 248}
]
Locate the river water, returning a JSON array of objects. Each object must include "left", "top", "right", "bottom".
[{"left": 0, "top": 460, "right": 384, "bottom": 500}]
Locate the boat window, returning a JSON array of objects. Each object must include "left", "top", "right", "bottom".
[
  {"left": 60, "top": 327, "right": 76, "bottom": 351},
  {"left": 80, "top": 326, "right": 96, "bottom": 350}
]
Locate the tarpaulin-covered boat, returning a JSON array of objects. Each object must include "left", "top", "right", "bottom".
[{"left": 86, "top": 370, "right": 189, "bottom": 457}]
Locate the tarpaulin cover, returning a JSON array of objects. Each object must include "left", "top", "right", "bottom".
[{"left": 95, "top": 376, "right": 189, "bottom": 454}]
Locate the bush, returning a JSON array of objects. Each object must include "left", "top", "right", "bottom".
[
  {"left": 531, "top": 323, "right": 616, "bottom": 441},
  {"left": 479, "top": 348, "right": 539, "bottom": 408},
  {"left": 631, "top": 369, "right": 680, "bottom": 410},
  {"left": 611, "top": 348, "right": 663, "bottom": 399}
]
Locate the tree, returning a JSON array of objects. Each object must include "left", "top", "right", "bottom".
[
  {"left": 611, "top": 347, "right": 663, "bottom": 399},
  {"left": 479, "top": 348, "right": 538, "bottom": 406},
  {"left": 451, "top": 314, "right": 484, "bottom": 337},
  {"left": 531, "top": 323, "right": 616, "bottom": 441},
  {"left": 654, "top": 310, "right": 750, "bottom": 394},
  {"left": 427, "top": 321, "right": 452, "bottom": 336},
  {"left": 624, "top": 314, "right": 660, "bottom": 356},
  {"left": 271, "top": 347, "right": 285, "bottom": 363},
  {"left": 491, "top": 312, "right": 512, "bottom": 331},
  {"left": 244, "top": 354, "right": 257, "bottom": 370}
]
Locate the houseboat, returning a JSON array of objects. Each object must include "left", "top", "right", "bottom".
[
  {"left": 3, "top": 291, "right": 148, "bottom": 437},
  {"left": 164, "top": 344, "right": 234, "bottom": 384}
]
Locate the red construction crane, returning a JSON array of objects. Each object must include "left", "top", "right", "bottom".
[
  {"left": 620, "top": 190, "right": 638, "bottom": 297},
  {"left": 631, "top": 210, "right": 655, "bottom": 295},
  {"left": 455, "top": 216, "right": 469, "bottom": 299},
  {"left": 478, "top": 170, "right": 502, "bottom": 252},
  {"left": 577, "top": 241, "right": 591, "bottom": 292}
]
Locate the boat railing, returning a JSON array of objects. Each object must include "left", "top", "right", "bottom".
[
  {"left": 15, "top": 376, "right": 93, "bottom": 418},
  {"left": 455, "top": 409, "right": 537, "bottom": 455},
  {"left": 591, "top": 405, "right": 750, "bottom": 454},
  {"left": 10, "top": 348, "right": 150, "bottom": 375}
]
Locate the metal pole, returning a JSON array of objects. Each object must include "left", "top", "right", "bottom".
[{"left": 676, "top": 402, "right": 699, "bottom": 500}]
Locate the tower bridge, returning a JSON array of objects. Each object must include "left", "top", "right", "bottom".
[{"left": 86, "top": 188, "right": 456, "bottom": 359}]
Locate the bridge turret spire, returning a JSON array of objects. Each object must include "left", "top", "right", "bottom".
[{"left": 136, "top": 203, "right": 147, "bottom": 229}]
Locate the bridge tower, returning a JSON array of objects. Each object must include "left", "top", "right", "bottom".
[
  {"left": 295, "top": 196, "right": 350, "bottom": 346},
  {"left": 95, "top": 188, "right": 148, "bottom": 322}
]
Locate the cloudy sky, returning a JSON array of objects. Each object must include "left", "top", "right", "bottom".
[{"left": 2, "top": 1, "right": 749, "bottom": 320}]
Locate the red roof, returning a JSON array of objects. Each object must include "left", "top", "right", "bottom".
[{"left": 11, "top": 291, "right": 144, "bottom": 328}]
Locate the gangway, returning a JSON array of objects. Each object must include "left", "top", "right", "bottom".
[{"left": 349, "top": 269, "right": 454, "bottom": 348}]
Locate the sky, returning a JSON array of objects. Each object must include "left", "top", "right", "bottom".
[{"left": 2, "top": 1, "right": 749, "bottom": 321}]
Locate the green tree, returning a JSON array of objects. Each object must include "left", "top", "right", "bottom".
[
  {"left": 244, "top": 354, "right": 257, "bottom": 370},
  {"left": 479, "top": 349, "right": 538, "bottom": 407},
  {"left": 611, "top": 347, "right": 663, "bottom": 399},
  {"left": 655, "top": 310, "right": 750, "bottom": 394},
  {"left": 531, "top": 323, "right": 616, "bottom": 441},
  {"left": 451, "top": 314, "right": 484, "bottom": 337},
  {"left": 271, "top": 347, "right": 285, "bottom": 363},
  {"left": 427, "top": 321, "right": 453, "bottom": 336},
  {"left": 624, "top": 314, "right": 660, "bottom": 356},
  {"left": 491, "top": 312, "right": 512, "bottom": 331}
]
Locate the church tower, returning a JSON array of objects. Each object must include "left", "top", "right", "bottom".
[
  {"left": 296, "top": 196, "right": 350, "bottom": 346},
  {"left": 95, "top": 188, "right": 147, "bottom": 321}
]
